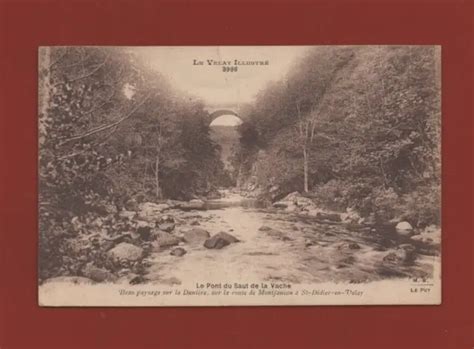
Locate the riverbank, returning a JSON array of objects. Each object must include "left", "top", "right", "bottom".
[{"left": 40, "top": 189, "right": 440, "bottom": 288}]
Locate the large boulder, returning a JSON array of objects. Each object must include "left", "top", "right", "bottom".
[
  {"left": 82, "top": 263, "right": 117, "bottom": 283},
  {"left": 395, "top": 221, "right": 413, "bottom": 236},
  {"left": 107, "top": 243, "right": 144, "bottom": 261},
  {"left": 273, "top": 192, "right": 318, "bottom": 211},
  {"left": 137, "top": 202, "right": 170, "bottom": 221},
  {"left": 153, "top": 231, "right": 181, "bottom": 248},
  {"left": 204, "top": 232, "right": 239, "bottom": 249},
  {"left": 158, "top": 222, "right": 175, "bottom": 233},
  {"left": 273, "top": 191, "right": 299, "bottom": 208},
  {"left": 180, "top": 199, "right": 206, "bottom": 211},
  {"left": 182, "top": 228, "right": 211, "bottom": 244}
]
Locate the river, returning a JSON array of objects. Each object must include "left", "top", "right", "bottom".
[{"left": 145, "top": 191, "right": 439, "bottom": 285}]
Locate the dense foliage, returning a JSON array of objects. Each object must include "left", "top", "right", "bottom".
[
  {"left": 234, "top": 46, "right": 441, "bottom": 226},
  {"left": 38, "top": 47, "right": 226, "bottom": 279}
]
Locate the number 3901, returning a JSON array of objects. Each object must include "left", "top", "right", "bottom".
[{"left": 223, "top": 66, "right": 238, "bottom": 72}]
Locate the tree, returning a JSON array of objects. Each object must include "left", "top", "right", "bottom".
[
  {"left": 38, "top": 46, "right": 228, "bottom": 278},
  {"left": 234, "top": 46, "right": 440, "bottom": 226}
]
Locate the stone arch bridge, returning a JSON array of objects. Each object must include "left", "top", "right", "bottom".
[{"left": 206, "top": 104, "right": 243, "bottom": 123}]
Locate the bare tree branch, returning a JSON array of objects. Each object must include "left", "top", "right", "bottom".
[
  {"left": 59, "top": 94, "right": 151, "bottom": 146},
  {"left": 48, "top": 47, "right": 68, "bottom": 69},
  {"left": 67, "top": 55, "right": 109, "bottom": 83}
]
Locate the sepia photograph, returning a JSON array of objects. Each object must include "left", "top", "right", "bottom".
[{"left": 38, "top": 46, "right": 441, "bottom": 306}]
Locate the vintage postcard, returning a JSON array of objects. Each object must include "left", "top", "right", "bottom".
[{"left": 38, "top": 46, "right": 441, "bottom": 306}]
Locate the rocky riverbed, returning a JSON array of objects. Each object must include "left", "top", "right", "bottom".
[{"left": 41, "top": 190, "right": 441, "bottom": 287}]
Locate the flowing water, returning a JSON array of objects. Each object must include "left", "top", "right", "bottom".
[{"left": 146, "top": 191, "right": 438, "bottom": 285}]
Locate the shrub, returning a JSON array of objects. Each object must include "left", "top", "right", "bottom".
[
  {"left": 397, "top": 185, "right": 441, "bottom": 228},
  {"left": 311, "top": 179, "right": 347, "bottom": 211}
]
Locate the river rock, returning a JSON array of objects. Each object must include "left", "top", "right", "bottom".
[
  {"left": 170, "top": 247, "right": 187, "bottom": 257},
  {"left": 382, "top": 244, "right": 416, "bottom": 265},
  {"left": 158, "top": 222, "right": 175, "bottom": 233},
  {"left": 304, "top": 238, "right": 317, "bottom": 247},
  {"left": 124, "top": 198, "right": 139, "bottom": 211},
  {"left": 129, "top": 275, "right": 148, "bottom": 285},
  {"left": 166, "top": 200, "right": 186, "bottom": 208},
  {"left": 159, "top": 277, "right": 182, "bottom": 286},
  {"left": 410, "top": 226, "right": 441, "bottom": 247},
  {"left": 181, "top": 212, "right": 203, "bottom": 219},
  {"left": 395, "top": 221, "right": 413, "bottom": 235},
  {"left": 281, "top": 191, "right": 301, "bottom": 202},
  {"left": 272, "top": 192, "right": 297, "bottom": 208},
  {"left": 341, "top": 208, "right": 361, "bottom": 223},
  {"left": 273, "top": 201, "right": 289, "bottom": 209},
  {"left": 82, "top": 263, "right": 117, "bottom": 283},
  {"left": 258, "top": 225, "right": 273, "bottom": 232},
  {"left": 316, "top": 212, "right": 342, "bottom": 222},
  {"left": 296, "top": 196, "right": 316, "bottom": 209},
  {"left": 207, "top": 190, "right": 222, "bottom": 200},
  {"left": 158, "top": 215, "right": 175, "bottom": 223},
  {"left": 204, "top": 232, "right": 239, "bottom": 249},
  {"left": 337, "top": 241, "right": 361, "bottom": 251},
  {"left": 337, "top": 255, "right": 356, "bottom": 268},
  {"left": 285, "top": 204, "right": 298, "bottom": 212},
  {"left": 180, "top": 199, "right": 206, "bottom": 211},
  {"left": 180, "top": 202, "right": 205, "bottom": 211},
  {"left": 273, "top": 192, "right": 317, "bottom": 211},
  {"left": 423, "top": 224, "right": 440, "bottom": 234},
  {"left": 119, "top": 210, "right": 136, "bottom": 220},
  {"left": 137, "top": 202, "right": 170, "bottom": 221},
  {"left": 42, "top": 276, "right": 96, "bottom": 285},
  {"left": 182, "top": 228, "right": 210, "bottom": 244},
  {"left": 153, "top": 231, "right": 180, "bottom": 248},
  {"left": 136, "top": 226, "right": 154, "bottom": 241},
  {"left": 136, "top": 220, "right": 154, "bottom": 228},
  {"left": 307, "top": 208, "right": 322, "bottom": 217},
  {"left": 106, "top": 232, "right": 134, "bottom": 246},
  {"left": 261, "top": 227, "right": 291, "bottom": 241},
  {"left": 108, "top": 242, "right": 144, "bottom": 261}
]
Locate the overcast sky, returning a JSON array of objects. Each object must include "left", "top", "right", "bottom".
[{"left": 134, "top": 46, "right": 309, "bottom": 107}]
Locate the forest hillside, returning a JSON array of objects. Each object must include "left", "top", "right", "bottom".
[{"left": 234, "top": 46, "right": 440, "bottom": 228}]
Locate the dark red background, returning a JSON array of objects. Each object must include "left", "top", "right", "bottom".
[{"left": 0, "top": 0, "right": 472, "bottom": 348}]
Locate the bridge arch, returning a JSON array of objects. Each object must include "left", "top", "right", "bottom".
[{"left": 209, "top": 109, "right": 239, "bottom": 120}]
